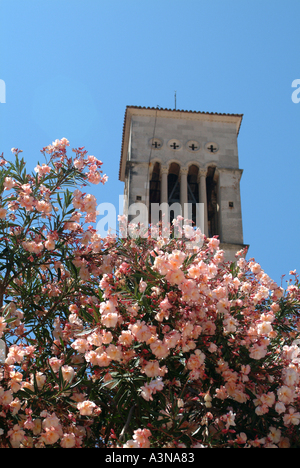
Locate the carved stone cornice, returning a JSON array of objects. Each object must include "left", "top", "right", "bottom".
[{"left": 216, "top": 167, "right": 243, "bottom": 180}]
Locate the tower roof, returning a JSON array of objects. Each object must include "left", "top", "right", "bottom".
[{"left": 119, "top": 106, "right": 243, "bottom": 181}]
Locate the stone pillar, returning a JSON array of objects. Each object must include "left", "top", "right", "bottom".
[
  {"left": 217, "top": 168, "right": 244, "bottom": 244},
  {"left": 198, "top": 168, "right": 208, "bottom": 236},
  {"left": 160, "top": 165, "right": 169, "bottom": 205},
  {"left": 180, "top": 167, "right": 189, "bottom": 218}
]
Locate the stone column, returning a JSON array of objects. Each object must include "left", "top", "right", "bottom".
[
  {"left": 180, "top": 167, "right": 189, "bottom": 219},
  {"left": 217, "top": 168, "right": 244, "bottom": 245},
  {"left": 160, "top": 165, "right": 169, "bottom": 205},
  {"left": 198, "top": 168, "right": 208, "bottom": 236}
]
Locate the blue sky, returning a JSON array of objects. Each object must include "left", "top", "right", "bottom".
[{"left": 0, "top": 0, "right": 299, "bottom": 287}]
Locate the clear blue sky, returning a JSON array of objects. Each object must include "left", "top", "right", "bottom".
[{"left": 0, "top": 0, "right": 299, "bottom": 287}]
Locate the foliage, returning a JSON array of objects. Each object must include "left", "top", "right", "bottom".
[{"left": 0, "top": 140, "right": 299, "bottom": 448}]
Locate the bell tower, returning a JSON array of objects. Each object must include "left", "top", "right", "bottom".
[{"left": 119, "top": 105, "right": 247, "bottom": 262}]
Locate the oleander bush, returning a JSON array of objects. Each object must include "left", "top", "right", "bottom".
[{"left": 0, "top": 140, "right": 299, "bottom": 448}]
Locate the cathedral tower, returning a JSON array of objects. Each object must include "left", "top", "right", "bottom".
[{"left": 119, "top": 106, "right": 247, "bottom": 262}]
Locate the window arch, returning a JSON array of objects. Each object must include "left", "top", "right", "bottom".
[
  {"left": 187, "top": 164, "right": 199, "bottom": 226},
  {"left": 149, "top": 161, "right": 161, "bottom": 223},
  {"left": 206, "top": 166, "right": 219, "bottom": 237},
  {"left": 168, "top": 163, "right": 180, "bottom": 204}
]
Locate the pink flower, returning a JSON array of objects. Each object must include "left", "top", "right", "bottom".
[
  {"left": 0, "top": 207, "right": 7, "bottom": 219},
  {"left": 100, "top": 300, "right": 116, "bottom": 315},
  {"left": 49, "top": 357, "right": 63, "bottom": 373},
  {"left": 35, "top": 200, "right": 52, "bottom": 215},
  {"left": 143, "top": 360, "right": 161, "bottom": 378},
  {"left": 139, "top": 279, "right": 147, "bottom": 293},
  {"left": 277, "top": 386, "right": 294, "bottom": 405},
  {"left": 60, "top": 432, "right": 76, "bottom": 448},
  {"left": 61, "top": 365, "right": 75, "bottom": 383},
  {"left": 3, "top": 177, "right": 15, "bottom": 190},
  {"left": 19, "top": 194, "right": 35, "bottom": 211},
  {"left": 208, "top": 237, "right": 220, "bottom": 251},
  {"left": 283, "top": 408, "right": 300, "bottom": 426},
  {"left": 71, "top": 338, "right": 89, "bottom": 354},
  {"left": 165, "top": 268, "right": 185, "bottom": 285},
  {"left": 74, "top": 158, "right": 85, "bottom": 170},
  {"left": 187, "top": 350, "right": 206, "bottom": 370},
  {"left": 133, "top": 428, "right": 151, "bottom": 448},
  {"left": 101, "top": 312, "right": 119, "bottom": 328},
  {"left": 34, "top": 164, "right": 51, "bottom": 176},
  {"left": 222, "top": 410, "right": 236, "bottom": 429},
  {"left": 123, "top": 439, "right": 139, "bottom": 448},
  {"left": 83, "top": 194, "right": 97, "bottom": 214},
  {"left": 22, "top": 240, "right": 44, "bottom": 254},
  {"left": 106, "top": 344, "right": 122, "bottom": 361},
  {"left": 0, "top": 317, "right": 7, "bottom": 338},
  {"left": 140, "top": 378, "right": 164, "bottom": 401},
  {"left": 1, "top": 389, "right": 13, "bottom": 406},
  {"left": 45, "top": 238, "right": 55, "bottom": 250},
  {"left": 150, "top": 339, "right": 169, "bottom": 359},
  {"left": 168, "top": 250, "right": 186, "bottom": 268},
  {"left": 140, "top": 383, "right": 153, "bottom": 401},
  {"left": 87, "top": 170, "right": 102, "bottom": 184},
  {"left": 77, "top": 400, "right": 97, "bottom": 416},
  {"left": 118, "top": 330, "right": 133, "bottom": 347},
  {"left": 96, "top": 351, "right": 112, "bottom": 367},
  {"left": 42, "top": 427, "right": 61, "bottom": 445},
  {"left": 7, "top": 424, "right": 25, "bottom": 448},
  {"left": 130, "top": 321, "right": 152, "bottom": 343},
  {"left": 183, "top": 224, "right": 195, "bottom": 239},
  {"left": 249, "top": 343, "right": 268, "bottom": 360}
]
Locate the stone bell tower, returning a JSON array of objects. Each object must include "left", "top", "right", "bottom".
[{"left": 119, "top": 105, "right": 247, "bottom": 262}]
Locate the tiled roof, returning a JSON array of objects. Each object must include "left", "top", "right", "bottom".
[{"left": 119, "top": 106, "right": 243, "bottom": 181}]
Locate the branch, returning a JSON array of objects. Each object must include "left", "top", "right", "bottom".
[{"left": 119, "top": 404, "right": 137, "bottom": 442}]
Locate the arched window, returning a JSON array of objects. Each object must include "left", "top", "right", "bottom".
[
  {"left": 168, "top": 163, "right": 180, "bottom": 204},
  {"left": 149, "top": 162, "right": 161, "bottom": 223},
  {"left": 187, "top": 165, "right": 199, "bottom": 226},
  {"left": 167, "top": 163, "right": 181, "bottom": 225},
  {"left": 206, "top": 166, "right": 219, "bottom": 237}
]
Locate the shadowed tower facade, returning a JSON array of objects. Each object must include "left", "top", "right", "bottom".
[{"left": 119, "top": 106, "right": 247, "bottom": 262}]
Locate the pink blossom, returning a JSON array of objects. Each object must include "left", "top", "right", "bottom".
[
  {"left": 7, "top": 424, "right": 26, "bottom": 448},
  {"left": 34, "top": 164, "right": 51, "bottom": 176},
  {"left": 45, "top": 238, "right": 56, "bottom": 250},
  {"left": 123, "top": 439, "right": 139, "bottom": 448},
  {"left": 118, "top": 330, "right": 133, "bottom": 347},
  {"left": 283, "top": 408, "right": 300, "bottom": 426},
  {"left": 77, "top": 400, "right": 97, "bottom": 416},
  {"left": 143, "top": 360, "right": 161, "bottom": 378},
  {"left": 139, "top": 279, "right": 147, "bottom": 293},
  {"left": 61, "top": 365, "right": 75, "bottom": 383},
  {"left": 0, "top": 317, "right": 7, "bottom": 338},
  {"left": 71, "top": 338, "right": 89, "bottom": 354},
  {"left": 60, "top": 432, "right": 76, "bottom": 448},
  {"left": 133, "top": 428, "right": 151, "bottom": 448},
  {"left": 41, "top": 427, "right": 61, "bottom": 445},
  {"left": 277, "top": 386, "right": 295, "bottom": 405},
  {"left": 150, "top": 339, "right": 169, "bottom": 359},
  {"left": 101, "top": 312, "right": 119, "bottom": 328},
  {"left": 0, "top": 207, "right": 7, "bottom": 219},
  {"left": 187, "top": 349, "right": 206, "bottom": 370},
  {"left": 106, "top": 344, "right": 122, "bottom": 361},
  {"left": 208, "top": 237, "right": 220, "bottom": 251},
  {"left": 3, "top": 177, "right": 15, "bottom": 190},
  {"left": 35, "top": 200, "right": 52, "bottom": 215},
  {"left": 49, "top": 357, "right": 63, "bottom": 373}
]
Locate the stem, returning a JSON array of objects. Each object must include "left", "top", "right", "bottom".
[{"left": 119, "top": 404, "right": 137, "bottom": 442}]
